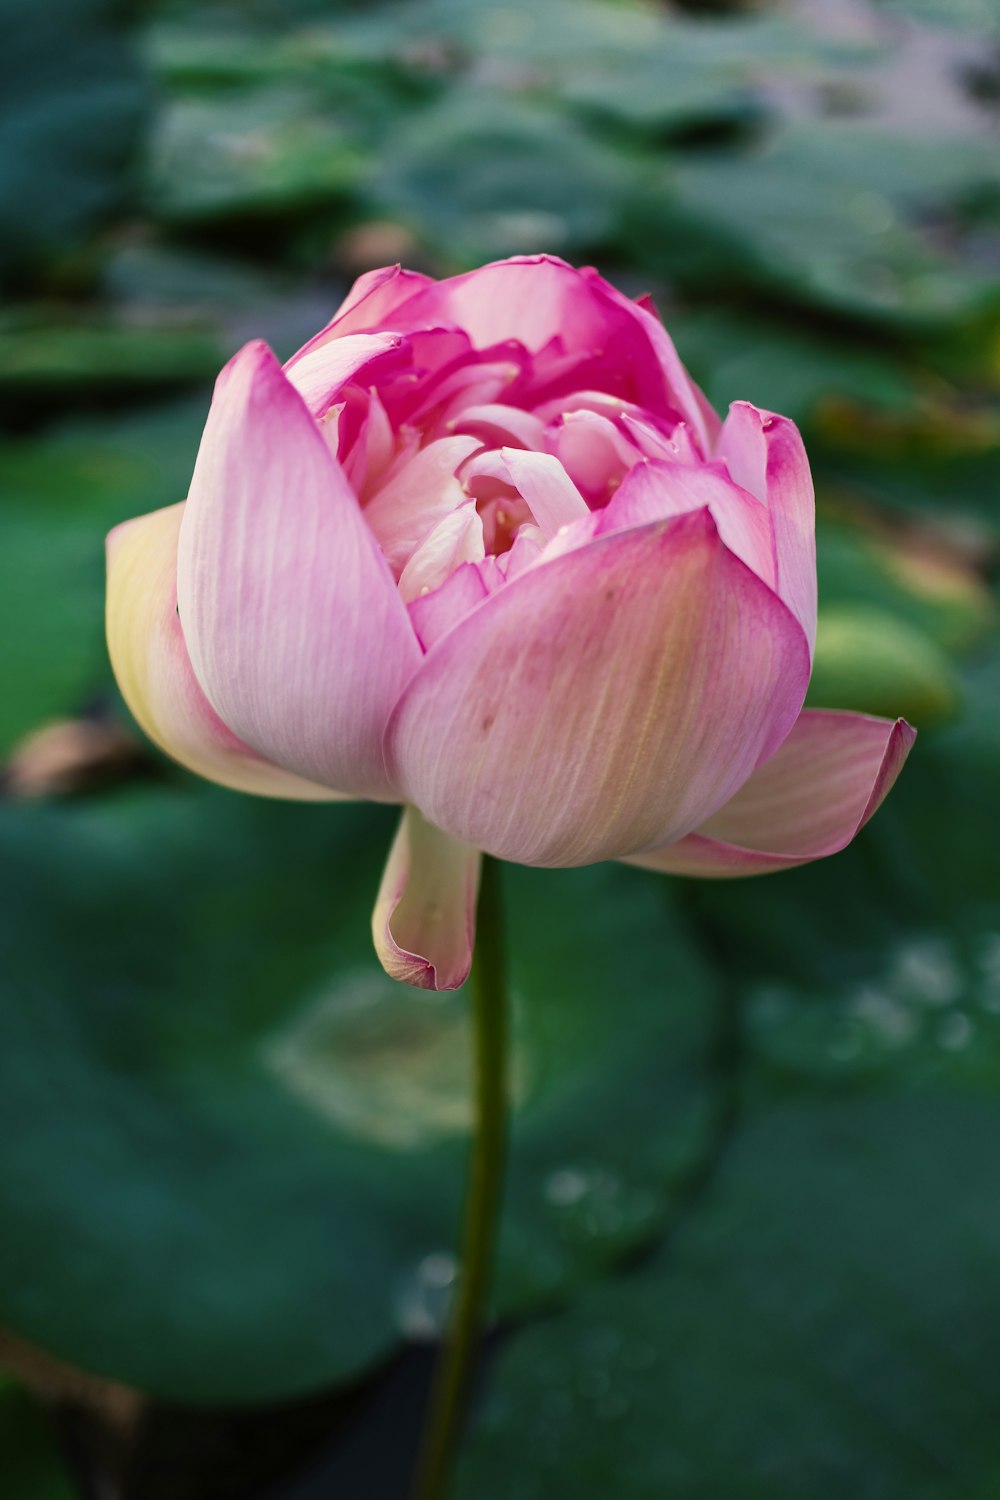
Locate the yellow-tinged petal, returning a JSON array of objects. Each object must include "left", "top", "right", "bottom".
[{"left": 106, "top": 502, "right": 341, "bottom": 801}]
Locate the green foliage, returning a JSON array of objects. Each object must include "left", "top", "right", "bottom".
[
  {"left": 0, "top": 794, "right": 714, "bottom": 1400},
  {"left": 0, "top": 1380, "right": 74, "bottom": 1500}
]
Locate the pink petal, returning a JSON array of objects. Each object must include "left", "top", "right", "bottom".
[
  {"left": 408, "top": 562, "right": 489, "bottom": 652},
  {"left": 466, "top": 448, "right": 589, "bottom": 537},
  {"left": 363, "top": 433, "right": 483, "bottom": 576},
  {"left": 372, "top": 806, "right": 481, "bottom": 991},
  {"left": 630, "top": 710, "right": 915, "bottom": 877},
  {"left": 397, "top": 502, "right": 486, "bottom": 603},
  {"left": 385, "top": 509, "right": 810, "bottom": 867},
  {"left": 718, "top": 402, "right": 817, "bottom": 656},
  {"left": 550, "top": 409, "right": 637, "bottom": 500},
  {"left": 580, "top": 266, "right": 722, "bottom": 455},
  {"left": 448, "top": 402, "right": 547, "bottom": 450},
  {"left": 176, "top": 341, "right": 421, "bottom": 800},
  {"left": 598, "top": 459, "right": 776, "bottom": 590},
  {"left": 287, "top": 265, "right": 433, "bottom": 364},
  {"left": 283, "top": 331, "right": 403, "bottom": 418},
  {"left": 106, "top": 503, "right": 340, "bottom": 800}
]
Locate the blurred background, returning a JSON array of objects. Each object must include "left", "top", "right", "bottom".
[{"left": 2, "top": 0, "right": 1000, "bottom": 1495}]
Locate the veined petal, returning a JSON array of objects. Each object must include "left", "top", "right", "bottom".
[
  {"left": 629, "top": 709, "right": 915, "bottom": 877},
  {"left": 363, "top": 434, "right": 483, "bottom": 575},
  {"left": 408, "top": 562, "right": 488, "bottom": 651},
  {"left": 106, "top": 503, "right": 339, "bottom": 800},
  {"left": 286, "top": 265, "right": 433, "bottom": 363},
  {"left": 398, "top": 503, "right": 485, "bottom": 603},
  {"left": 385, "top": 509, "right": 810, "bottom": 867},
  {"left": 598, "top": 459, "right": 776, "bottom": 591},
  {"left": 177, "top": 341, "right": 421, "bottom": 800},
  {"left": 580, "top": 266, "right": 722, "bottom": 455},
  {"left": 719, "top": 402, "right": 817, "bottom": 656},
  {"left": 372, "top": 806, "right": 481, "bottom": 991},
  {"left": 468, "top": 448, "right": 589, "bottom": 537},
  {"left": 283, "top": 331, "right": 402, "bottom": 418}
]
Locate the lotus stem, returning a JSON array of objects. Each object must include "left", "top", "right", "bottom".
[{"left": 412, "top": 853, "right": 509, "bottom": 1500}]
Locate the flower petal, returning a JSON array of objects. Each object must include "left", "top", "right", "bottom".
[
  {"left": 363, "top": 434, "right": 483, "bottom": 576},
  {"left": 598, "top": 459, "right": 776, "bottom": 591},
  {"left": 629, "top": 709, "right": 915, "bottom": 877},
  {"left": 106, "top": 503, "right": 340, "bottom": 800},
  {"left": 176, "top": 341, "right": 422, "bottom": 800},
  {"left": 398, "top": 502, "right": 485, "bottom": 603},
  {"left": 385, "top": 509, "right": 810, "bottom": 867},
  {"left": 718, "top": 402, "right": 817, "bottom": 656},
  {"left": 580, "top": 266, "right": 722, "bottom": 455},
  {"left": 372, "top": 806, "right": 481, "bottom": 991},
  {"left": 283, "top": 331, "right": 403, "bottom": 418},
  {"left": 466, "top": 448, "right": 589, "bottom": 537},
  {"left": 287, "top": 265, "right": 434, "bottom": 364}
]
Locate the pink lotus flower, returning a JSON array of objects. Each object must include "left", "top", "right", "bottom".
[{"left": 106, "top": 255, "right": 914, "bottom": 990}]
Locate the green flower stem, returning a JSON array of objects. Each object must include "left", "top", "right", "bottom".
[{"left": 412, "top": 853, "right": 509, "bottom": 1500}]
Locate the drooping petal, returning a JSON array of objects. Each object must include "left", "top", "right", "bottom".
[
  {"left": 106, "top": 503, "right": 340, "bottom": 800},
  {"left": 385, "top": 509, "right": 810, "bottom": 867},
  {"left": 718, "top": 402, "right": 817, "bottom": 656},
  {"left": 629, "top": 710, "right": 915, "bottom": 877},
  {"left": 176, "top": 341, "right": 421, "bottom": 800},
  {"left": 598, "top": 459, "right": 776, "bottom": 591},
  {"left": 372, "top": 805, "right": 481, "bottom": 991}
]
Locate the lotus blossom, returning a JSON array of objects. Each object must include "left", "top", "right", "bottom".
[{"left": 106, "top": 255, "right": 914, "bottom": 990}]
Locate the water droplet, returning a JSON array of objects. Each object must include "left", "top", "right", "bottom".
[{"left": 394, "top": 1251, "right": 458, "bottom": 1341}]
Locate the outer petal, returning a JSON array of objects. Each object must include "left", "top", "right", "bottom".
[
  {"left": 177, "top": 341, "right": 422, "bottom": 800},
  {"left": 372, "top": 806, "right": 481, "bottom": 991},
  {"left": 106, "top": 503, "right": 339, "bottom": 800},
  {"left": 385, "top": 509, "right": 810, "bottom": 867},
  {"left": 580, "top": 266, "right": 722, "bottom": 456},
  {"left": 283, "top": 331, "right": 403, "bottom": 418},
  {"left": 286, "top": 265, "right": 434, "bottom": 363},
  {"left": 629, "top": 709, "right": 915, "bottom": 877},
  {"left": 392, "top": 255, "right": 711, "bottom": 430},
  {"left": 718, "top": 402, "right": 817, "bottom": 656},
  {"left": 597, "top": 459, "right": 776, "bottom": 591}
]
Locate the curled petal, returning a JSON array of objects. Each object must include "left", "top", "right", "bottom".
[
  {"left": 467, "top": 448, "right": 589, "bottom": 537},
  {"left": 283, "top": 331, "right": 403, "bottom": 418},
  {"left": 719, "top": 402, "right": 817, "bottom": 656},
  {"left": 106, "top": 503, "right": 339, "bottom": 800},
  {"left": 177, "top": 341, "right": 421, "bottom": 800},
  {"left": 372, "top": 806, "right": 481, "bottom": 991},
  {"left": 630, "top": 709, "right": 915, "bottom": 877},
  {"left": 385, "top": 509, "right": 810, "bottom": 867}
]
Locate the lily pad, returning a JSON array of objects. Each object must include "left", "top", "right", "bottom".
[
  {"left": 457, "top": 652, "right": 1000, "bottom": 1498},
  {"left": 0, "top": 789, "right": 715, "bottom": 1401}
]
